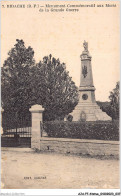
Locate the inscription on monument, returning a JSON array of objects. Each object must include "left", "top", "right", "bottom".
[
  {"left": 80, "top": 111, "right": 86, "bottom": 121},
  {"left": 82, "top": 65, "right": 88, "bottom": 78}
]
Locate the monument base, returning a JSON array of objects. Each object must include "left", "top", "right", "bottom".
[{"left": 70, "top": 102, "right": 112, "bottom": 121}]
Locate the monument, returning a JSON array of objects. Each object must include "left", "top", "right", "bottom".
[{"left": 71, "top": 41, "right": 111, "bottom": 121}]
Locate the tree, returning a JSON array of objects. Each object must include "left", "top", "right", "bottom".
[
  {"left": 97, "top": 101, "right": 112, "bottom": 117},
  {"left": 2, "top": 40, "right": 79, "bottom": 122},
  {"left": 1, "top": 39, "right": 35, "bottom": 121},
  {"left": 33, "top": 55, "right": 79, "bottom": 121},
  {"left": 97, "top": 81, "right": 119, "bottom": 120},
  {"left": 109, "top": 81, "right": 119, "bottom": 120}
]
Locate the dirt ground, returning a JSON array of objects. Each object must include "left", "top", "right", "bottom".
[{"left": 1, "top": 148, "right": 120, "bottom": 189}]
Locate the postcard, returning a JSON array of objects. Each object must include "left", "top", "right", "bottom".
[{"left": 1, "top": 1, "right": 120, "bottom": 195}]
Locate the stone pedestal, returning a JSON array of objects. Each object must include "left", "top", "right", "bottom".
[
  {"left": 29, "top": 104, "right": 44, "bottom": 150},
  {"left": 71, "top": 96, "right": 111, "bottom": 121},
  {"left": 71, "top": 41, "right": 111, "bottom": 121},
  {"left": 1, "top": 108, "right": 4, "bottom": 135}
]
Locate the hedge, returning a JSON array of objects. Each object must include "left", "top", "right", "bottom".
[{"left": 43, "top": 120, "right": 119, "bottom": 141}]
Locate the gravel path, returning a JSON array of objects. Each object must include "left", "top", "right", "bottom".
[{"left": 1, "top": 148, "right": 119, "bottom": 189}]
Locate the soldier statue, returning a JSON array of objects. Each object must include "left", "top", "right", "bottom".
[{"left": 83, "top": 40, "right": 88, "bottom": 52}]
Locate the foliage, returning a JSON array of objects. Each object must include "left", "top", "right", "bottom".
[
  {"left": 97, "top": 101, "right": 112, "bottom": 117},
  {"left": 97, "top": 82, "right": 119, "bottom": 120},
  {"left": 43, "top": 121, "right": 119, "bottom": 141},
  {"left": 2, "top": 40, "right": 79, "bottom": 122},
  {"left": 66, "top": 114, "right": 73, "bottom": 122},
  {"left": 33, "top": 54, "right": 79, "bottom": 121},
  {"left": 1, "top": 39, "right": 35, "bottom": 119},
  {"left": 109, "top": 81, "right": 119, "bottom": 119}
]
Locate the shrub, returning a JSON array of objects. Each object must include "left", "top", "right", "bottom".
[
  {"left": 67, "top": 114, "right": 73, "bottom": 122},
  {"left": 43, "top": 120, "right": 119, "bottom": 141}
]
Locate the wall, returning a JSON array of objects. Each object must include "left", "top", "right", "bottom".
[
  {"left": 1, "top": 136, "right": 31, "bottom": 148},
  {"left": 40, "top": 137, "right": 119, "bottom": 157}
]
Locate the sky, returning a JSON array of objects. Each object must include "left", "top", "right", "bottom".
[{"left": 1, "top": 1, "right": 120, "bottom": 101}]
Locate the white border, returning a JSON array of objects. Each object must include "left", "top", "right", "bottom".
[{"left": 0, "top": 0, "right": 120, "bottom": 195}]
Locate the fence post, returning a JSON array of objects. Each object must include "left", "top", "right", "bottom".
[
  {"left": 29, "top": 104, "right": 44, "bottom": 150},
  {"left": 1, "top": 107, "right": 4, "bottom": 135}
]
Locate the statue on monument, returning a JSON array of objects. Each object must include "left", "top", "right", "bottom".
[{"left": 83, "top": 40, "right": 88, "bottom": 52}]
